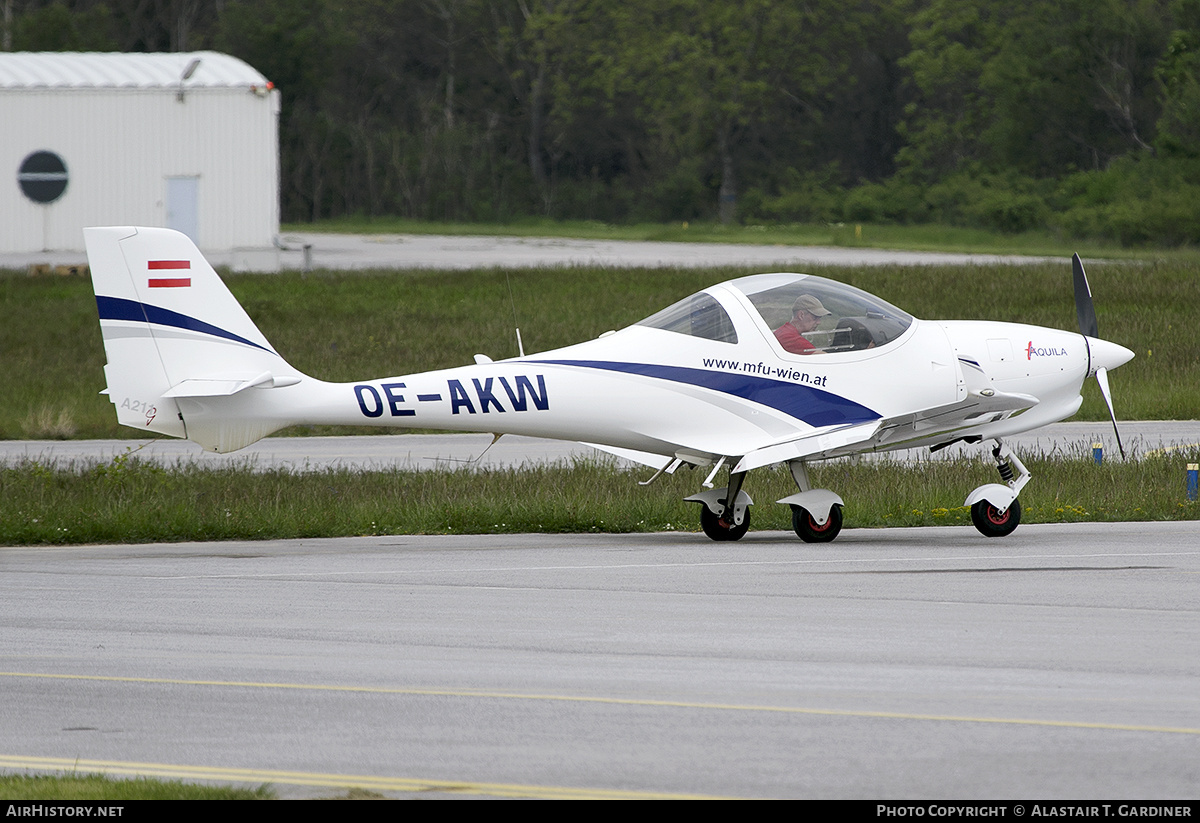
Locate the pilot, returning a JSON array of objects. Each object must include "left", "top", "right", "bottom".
[{"left": 775, "top": 294, "right": 831, "bottom": 354}]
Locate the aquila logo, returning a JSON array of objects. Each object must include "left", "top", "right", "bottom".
[{"left": 1027, "top": 341, "right": 1068, "bottom": 360}]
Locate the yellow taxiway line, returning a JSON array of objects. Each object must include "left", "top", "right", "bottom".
[{"left": 4, "top": 670, "right": 1199, "bottom": 736}]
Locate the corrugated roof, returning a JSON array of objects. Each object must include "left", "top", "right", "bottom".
[{"left": 0, "top": 51, "right": 270, "bottom": 89}]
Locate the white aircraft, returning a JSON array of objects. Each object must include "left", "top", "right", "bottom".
[{"left": 84, "top": 226, "right": 1134, "bottom": 542}]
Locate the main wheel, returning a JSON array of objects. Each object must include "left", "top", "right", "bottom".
[
  {"left": 700, "top": 504, "right": 750, "bottom": 541},
  {"left": 970, "top": 497, "right": 1021, "bottom": 537},
  {"left": 792, "top": 504, "right": 843, "bottom": 543}
]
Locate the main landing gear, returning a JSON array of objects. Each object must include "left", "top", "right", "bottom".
[
  {"left": 700, "top": 501, "right": 751, "bottom": 541},
  {"left": 687, "top": 469, "right": 752, "bottom": 541},
  {"left": 791, "top": 502, "right": 843, "bottom": 543},
  {"left": 684, "top": 438, "right": 1031, "bottom": 543},
  {"left": 685, "top": 459, "right": 844, "bottom": 543},
  {"left": 778, "top": 460, "right": 843, "bottom": 543}
]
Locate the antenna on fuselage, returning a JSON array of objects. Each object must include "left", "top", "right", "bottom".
[{"left": 505, "top": 271, "right": 526, "bottom": 357}]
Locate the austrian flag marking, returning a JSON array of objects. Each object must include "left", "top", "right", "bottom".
[{"left": 148, "top": 259, "right": 191, "bottom": 288}]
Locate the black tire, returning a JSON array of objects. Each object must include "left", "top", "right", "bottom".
[
  {"left": 970, "top": 497, "right": 1021, "bottom": 537},
  {"left": 792, "top": 503, "right": 843, "bottom": 543},
  {"left": 700, "top": 504, "right": 750, "bottom": 541}
]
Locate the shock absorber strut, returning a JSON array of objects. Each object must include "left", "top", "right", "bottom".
[
  {"left": 992, "top": 441, "right": 1031, "bottom": 494},
  {"left": 994, "top": 446, "right": 1015, "bottom": 483}
]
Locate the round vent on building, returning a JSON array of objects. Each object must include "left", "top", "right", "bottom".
[{"left": 18, "top": 151, "right": 69, "bottom": 204}]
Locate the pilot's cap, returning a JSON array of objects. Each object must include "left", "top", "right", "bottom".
[{"left": 792, "top": 294, "right": 831, "bottom": 317}]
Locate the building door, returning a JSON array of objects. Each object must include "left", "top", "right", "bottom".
[{"left": 166, "top": 176, "right": 200, "bottom": 245}]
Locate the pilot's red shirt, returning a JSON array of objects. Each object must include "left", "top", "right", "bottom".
[{"left": 774, "top": 323, "right": 815, "bottom": 354}]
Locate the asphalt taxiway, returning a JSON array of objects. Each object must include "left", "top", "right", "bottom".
[
  {"left": 2, "top": 523, "right": 1198, "bottom": 798},
  {"left": 269, "top": 232, "right": 1061, "bottom": 271},
  {"left": 3, "top": 231, "right": 1061, "bottom": 273}
]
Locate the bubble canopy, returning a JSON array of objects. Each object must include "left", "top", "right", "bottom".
[{"left": 637, "top": 273, "right": 914, "bottom": 352}]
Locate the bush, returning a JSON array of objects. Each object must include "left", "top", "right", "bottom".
[
  {"left": 918, "top": 173, "right": 1050, "bottom": 233},
  {"left": 1052, "top": 156, "right": 1200, "bottom": 246},
  {"left": 637, "top": 161, "right": 712, "bottom": 222},
  {"left": 966, "top": 189, "right": 1049, "bottom": 233},
  {"left": 743, "top": 167, "right": 844, "bottom": 223},
  {"left": 837, "top": 179, "right": 928, "bottom": 224}
]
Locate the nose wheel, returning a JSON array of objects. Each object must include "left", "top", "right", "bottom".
[{"left": 970, "top": 498, "right": 1021, "bottom": 537}]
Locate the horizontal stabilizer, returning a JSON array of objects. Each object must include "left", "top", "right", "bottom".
[{"left": 162, "top": 372, "right": 302, "bottom": 398}]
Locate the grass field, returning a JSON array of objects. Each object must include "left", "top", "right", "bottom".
[
  {"left": 0, "top": 772, "right": 273, "bottom": 800},
  {"left": 2, "top": 257, "right": 1196, "bottom": 441},
  {"left": 3, "top": 448, "right": 1197, "bottom": 546}
]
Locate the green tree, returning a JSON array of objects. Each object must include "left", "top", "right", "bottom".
[
  {"left": 591, "top": 0, "right": 858, "bottom": 223},
  {"left": 901, "top": 0, "right": 1170, "bottom": 179},
  {"left": 9, "top": 1, "right": 117, "bottom": 50},
  {"left": 217, "top": 0, "right": 356, "bottom": 220},
  {"left": 1156, "top": 0, "right": 1200, "bottom": 155}
]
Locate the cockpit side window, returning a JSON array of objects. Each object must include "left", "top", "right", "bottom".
[{"left": 637, "top": 293, "right": 738, "bottom": 344}]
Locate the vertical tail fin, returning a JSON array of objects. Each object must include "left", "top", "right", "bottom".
[{"left": 85, "top": 226, "right": 302, "bottom": 450}]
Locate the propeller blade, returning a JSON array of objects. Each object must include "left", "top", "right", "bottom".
[
  {"left": 1095, "top": 366, "right": 1126, "bottom": 459},
  {"left": 1072, "top": 253, "right": 1099, "bottom": 338}
]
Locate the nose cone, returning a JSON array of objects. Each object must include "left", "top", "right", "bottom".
[{"left": 1087, "top": 336, "right": 1135, "bottom": 375}]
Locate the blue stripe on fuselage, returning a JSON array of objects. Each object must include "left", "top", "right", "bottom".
[
  {"left": 531, "top": 359, "right": 879, "bottom": 427},
  {"left": 95, "top": 296, "right": 274, "bottom": 354}
]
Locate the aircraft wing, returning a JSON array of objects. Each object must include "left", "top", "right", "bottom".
[
  {"left": 869, "top": 388, "right": 1038, "bottom": 451},
  {"left": 587, "top": 384, "right": 1038, "bottom": 476},
  {"left": 584, "top": 345, "right": 1040, "bottom": 476},
  {"left": 731, "top": 421, "right": 883, "bottom": 473},
  {"left": 731, "top": 388, "right": 1037, "bottom": 473}
]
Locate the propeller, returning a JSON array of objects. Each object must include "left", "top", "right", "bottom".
[
  {"left": 1072, "top": 253, "right": 1098, "bottom": 339},
  {"left": 1072, "top": 253, "right": 1126, "bottom": 458}
]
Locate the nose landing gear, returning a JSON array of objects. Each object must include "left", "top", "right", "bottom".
[{"left": 965, "top": 440, "right": 1031, "bottom": 537}]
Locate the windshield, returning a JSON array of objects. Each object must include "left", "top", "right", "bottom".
[{"left": 731, "top": 273, "right": 913, "bottom": 353}]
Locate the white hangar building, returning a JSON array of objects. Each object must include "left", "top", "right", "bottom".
[{"left": 0, "top": 51, "right": 280, "bottom": 270}]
